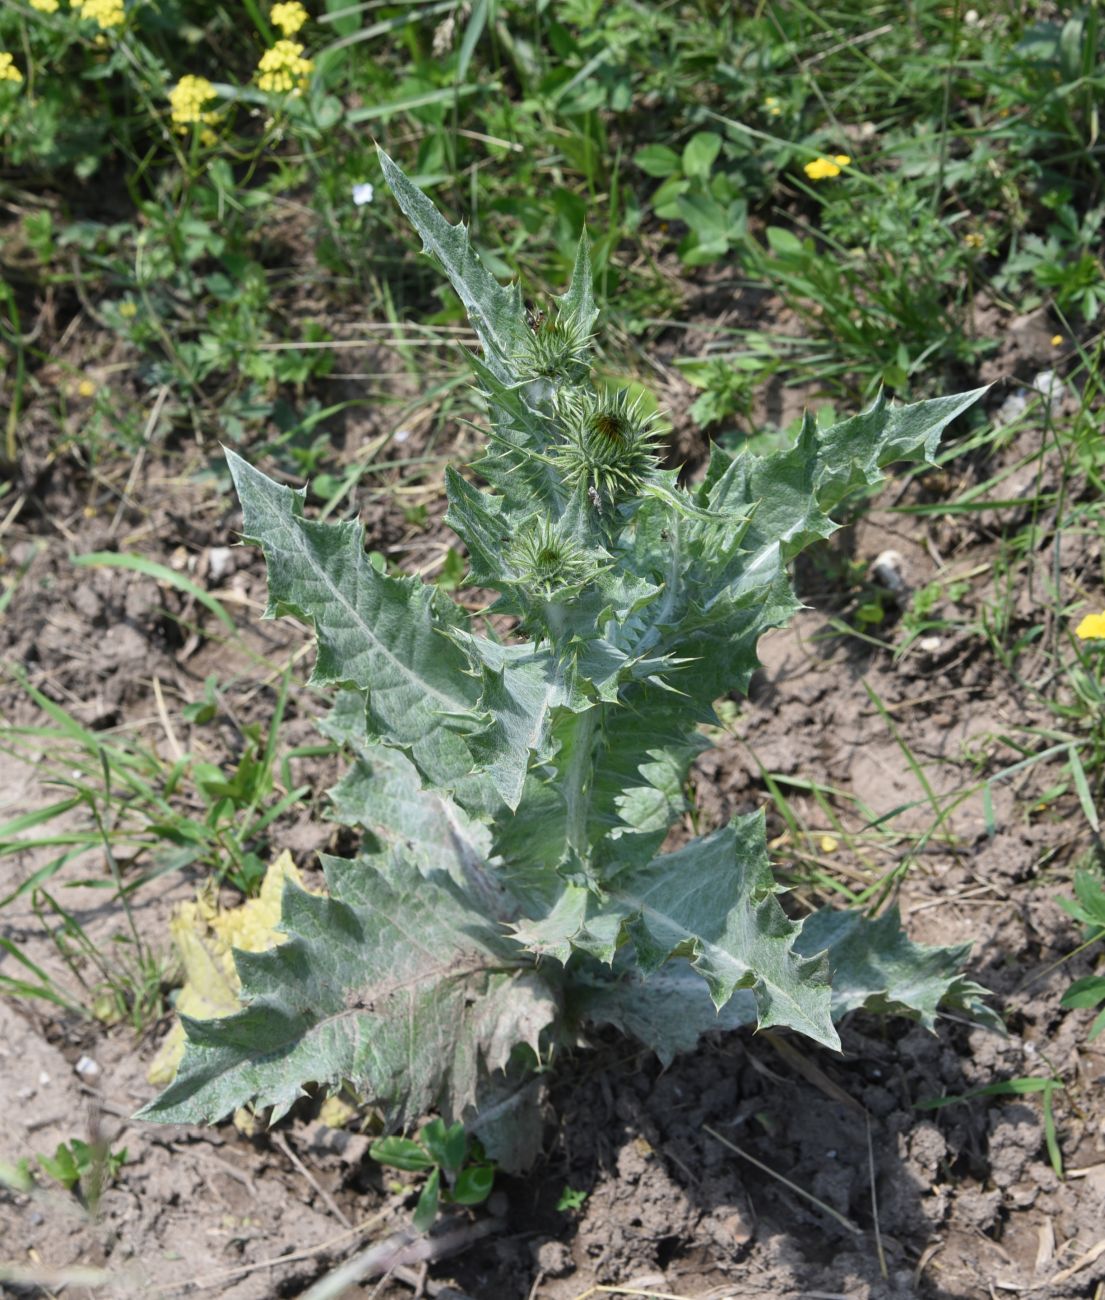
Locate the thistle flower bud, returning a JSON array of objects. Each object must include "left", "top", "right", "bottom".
[
  {"left": 552, "top": 388, "right": 663, "bottom": 505},
  {"left": 507, "top": 519, "right": 593, "bottom": 599},
  {"left": 514, "top": 308, "right": 593, "bottom": 385}
]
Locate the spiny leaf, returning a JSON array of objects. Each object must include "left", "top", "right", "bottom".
[
  {"left": 321, "top": 692, "right": 494, "bottom": 888},
  {"left": 138, "top": 850, "right": 560, "bottom": 1169},
  {"left": 378, "top": 149, "right": 528, "bottom": 383},
  {"left": 228, "top": 452, "right": 483, "bottom": 797},
  {"left": 575, "top": 898, "right": 998, "bottom": 1063},
  {"left": 796, "top": 906, "right": 1002, "bottom": 1031},
  {"left": 514, "top": 812, "right": 840, "bottom": 1050},
  {"left": 554, "top": 233, "right": 598, "bottom": 341},
  {"left": 492, "top": 686, "right": 707, "bottom": 887}
]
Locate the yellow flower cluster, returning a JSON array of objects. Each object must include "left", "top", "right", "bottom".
[
  {"left": 29, "top": 0, "right": 60, "bottom": 13},
  {"left": 256, "top": 38, "right": 313, "bottom": 94},
  {"left": 763, "top": 95, "right": 783, "bottom": 118},
  {"left": 169, "top": 74, "right": 219, "bottom": 139},
  {"left": 962, "top": 232, "right": 984, "bottom": 250},
  {"left": 0, "top": 52, "right": 22, "bottom": 83},
  {"left": 1076, "top": 612, "right": 1105, "bottom": 641},
  {"left": 803, "top": 153, "right": 851, "bottom": 181},
  {"left": 74, "top": 0, "right": 126, "bottom": 29},
  {"left": 270, "top": 1, "right": 308, "bottom": 36}
]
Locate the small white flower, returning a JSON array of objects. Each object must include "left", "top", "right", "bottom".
[{"left": 352, "top": 182, "right": 374, "bottom": 207}]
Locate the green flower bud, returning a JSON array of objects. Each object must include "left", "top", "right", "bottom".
[
  {"left": 514, "top": 308, "right": 593, "bottom": 384},
  {"left": 507, "top": 519, "right": 593, "bottom": 598},
  {"left": 552, "top": 388, "right": 663, "bottom": 505}
]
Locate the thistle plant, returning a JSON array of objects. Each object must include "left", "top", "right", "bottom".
[{"left": 140, "top": 153, "right": 996, "bottom": 1167}]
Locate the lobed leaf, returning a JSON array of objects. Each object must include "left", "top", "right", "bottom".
[
  {"left": 228, "top": 452, "right": 484, "bottom": 798},
  {"left": 138, "top": 849, "right": 559, "bottom": 1170},
  {"left": 514, "top": 812, "right": 840, "bottom": 1050},
  {"left": 577, "top": 904, "right": 999, "bottom": 1062}
]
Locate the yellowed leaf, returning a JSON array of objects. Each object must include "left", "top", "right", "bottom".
[{"left": 147, "top": 852, "right": 313, "bottom": 1086}]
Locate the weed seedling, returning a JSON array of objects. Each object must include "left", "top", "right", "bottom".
[
  {"left": 371, "top": 1120, "right": 494, "bottom": 1232},
  {"left": 37, "top": 1139, "right": 128, "bottom": 1212}
]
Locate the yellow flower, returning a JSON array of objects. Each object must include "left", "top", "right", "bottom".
[
  {"left": 1050, "top": 333, "right": 1063, "bottom": 347},
  {"left": 1075, "top": 612, "right": 1105, "bottom": 640},
  {"left": 73, "top": 0, "right": 125, "bottom": 29},
  {"left": 963, "top": 232, "right": 984, "bottom": 250},
  {"left": 29, "top": 0, "right": 60, "bottom": 12},
  {"left": 118, "top": 300, "right": 137, "bottom": 319},
  {"left": 256, "top": 38, "right": 313, "bottom": 94},
  {"left": 803, "top": 153, "right": 851, "bottom": 181},
  {"left": 270, "top": 1, "right": 308, "bottom": 36},
  {"left": 819, "top": 835, "right": 839, "bottom": 854},
  {"left": 0, "top": 52, "right": 23, "bottom": 83},
  {"left": 763, "top": 95, "right": 783, "bottom": 118},
  {"left": 169, "top": 74, "right": 218, "bottom": 132},
  {"left": 77, "top": 378, "right": 97, "bottom": 398}
]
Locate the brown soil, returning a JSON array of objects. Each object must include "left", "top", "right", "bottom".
[{"left": 2, "top": 304, "right": 1104, "bottom": 1300}]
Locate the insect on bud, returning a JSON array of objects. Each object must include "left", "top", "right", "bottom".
[{"left": 514, "top": 306, "right": 593, "bottom": 384}]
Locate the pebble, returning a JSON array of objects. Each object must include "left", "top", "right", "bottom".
[
  {"left": 534, "top": 1239, "right": 574, "bottom": 1277},
  {"left": 871, "top": 549, "right": 907, "bottom": 597},
  {"left": 994, "top": 368, "right": 1068, "bottom": 427},
  {"left": 207, "top": 547, "right": 233, "bottom": 583},
  {"left": 75, "top": 1055, "right": 100, "bottom": 1080}
]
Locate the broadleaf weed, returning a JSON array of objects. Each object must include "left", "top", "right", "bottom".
[{"left": 139, "top": 159, "right": 996, "bottom": 1166}]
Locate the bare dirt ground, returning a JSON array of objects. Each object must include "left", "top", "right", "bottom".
[{"left": 2, "top": 305, "right": 1104, "bottom": 1300}]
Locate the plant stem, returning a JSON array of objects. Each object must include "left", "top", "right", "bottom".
[{"left": 563, "top": 704, "right": 598, "bottom": 864}]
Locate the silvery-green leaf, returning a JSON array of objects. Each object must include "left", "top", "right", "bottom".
[
  {"left": 138, "top": 849, "right": 560, "bottom": 1171},
  {"left": 576, "top": 904, "right": 997, "bottom": 1063},
  {"left": 797, "top": 905, "right": 1001, "bottom": 1031},
  {"left": 321, "top": 692, "right": 494, "bottom": 894},
  {"left": 573, "top": 956, "right": 757, "bottom": 1063},
  {"left": 514, "top": 812, "right": 839, "bottom": 1050},
  {"left": 227, "top": 452, "right": 480, "bottom": 794},
  {"left": 555, "top": 233, "right": 597, "bottom": 340},
  {"left": 379, "top": 149, "right": 528, "bottom": 383}
]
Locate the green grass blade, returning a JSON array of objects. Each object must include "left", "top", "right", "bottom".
[
  {"left": 1066, "top": 744, "right": 1100, "bottom": 832},
  {"left": 71, "top": 552, "right": 235, "bottom": 631}
]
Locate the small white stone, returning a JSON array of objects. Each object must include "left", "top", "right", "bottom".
[
  {"left": 919, "top": 635, "right": 943, "bottom": 653},
  {"left": 207, "top": 547, "right": 233, "bottom": 583},
  {"left": 826, "top": 1149, "right": 837, "bottom": 1159},
  {"left": 75, "top": 1055, "right": 100, "bottom": 1080},
  {"left": 1030, "top": 369, "right": 1065, "bottom": 410},
  {"left": 995, "top": 391, "right": 1029, "bottom": 427},
  {"left": 38, "top": 1071, "right": 50, "bottom": 1086},
  {"left": 393, "top": 429, "right": 411, "bottom": 445},
  {"left": 872, "top": 549, "right": 907, "bottom": 595}
]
